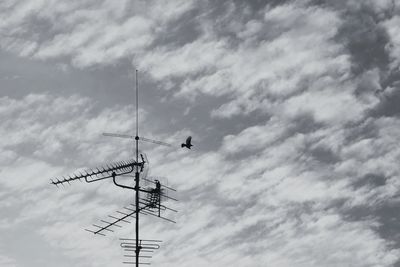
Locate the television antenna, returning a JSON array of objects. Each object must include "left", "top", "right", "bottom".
[{"left": 51, "top": 70, "right": 184, "bottom": 266}]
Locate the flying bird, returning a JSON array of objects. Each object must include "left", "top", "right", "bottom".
[{"left": 181, "top": 136, "right": 193, "bottom": 149}]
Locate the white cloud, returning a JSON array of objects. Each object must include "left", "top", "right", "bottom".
[
  {"left": 0, "top": 0, "right": 196, "bottom": 67},
  {"left": 383, "top": 15, "right": 400, "bottom": 70},
  {"left": 142, "top": 112, "right": 400, "bottom": 266},
  {"left": 168, "top": 2, "right": 355, "bottom": 119},
  {"left": 0, "top": 93, "right": 143, "bottom": 165},
  {"left": 282, "top": 83, "right": 372, "bottom": 124},
  {"left": 221, "top": 117, "right": 287, "bottom": 155},
  {"left": 0, "top": 254, "right": 16, "bottom": 267}
]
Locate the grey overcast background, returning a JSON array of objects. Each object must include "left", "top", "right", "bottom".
[{"left": 1, "top": 0, "right": 400, "bottom": 266}]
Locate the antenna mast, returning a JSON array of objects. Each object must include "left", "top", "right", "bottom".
[
  {"left": 51, "top": 69, "right": 180, "bottom": 266},
  {"left": 134, "top": 70, "right": 140, "bottom": 267}
]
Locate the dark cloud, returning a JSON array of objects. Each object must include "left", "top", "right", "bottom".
[
  {"left": 335, "top": 4, "right": 392, "bottom": 75},
  {"left": 309, "top": 145, "right": 340, "bottom": 164},
  {"left": 151, "top": 11, "right": 203, "bottom": 48},
  {"left": 352, "top": 173, "right": 387, "bottom": 188},
  {"left": 342, "top": 201, "right": 400, "bottom": 261},
  {"left": 371, "top": 83, "right": 400, "bottom": 117}
]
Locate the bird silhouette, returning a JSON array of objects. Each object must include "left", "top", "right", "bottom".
[{"left": 181, "top": 136, "right": 193, "bottom": 149}]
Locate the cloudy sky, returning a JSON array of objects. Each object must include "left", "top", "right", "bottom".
[{"left": 1, "top": 0, "right": 400, "bottom": 266}]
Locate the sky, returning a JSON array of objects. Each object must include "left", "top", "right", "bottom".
[{"left": 0, "top": 0, "right": 400, "bottom": 266}]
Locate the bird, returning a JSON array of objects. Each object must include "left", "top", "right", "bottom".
[{"left": 181, "top": 136, "right": 193, "bottom": 149}]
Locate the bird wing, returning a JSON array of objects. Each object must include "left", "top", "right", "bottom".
[{"left": 186, "top": 136, "right": 192, "bottom": 144}]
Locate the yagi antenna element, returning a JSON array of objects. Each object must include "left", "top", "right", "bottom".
[{"left": 102, "top": 133, "right": 173, "bottom": 147}]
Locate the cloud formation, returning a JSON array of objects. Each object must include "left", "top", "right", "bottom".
[{"left": 1, "top": 0, "right": 400, "bottom": 267}]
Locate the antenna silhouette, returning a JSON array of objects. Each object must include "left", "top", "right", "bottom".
[{"left": 51, "top": 70, "right": 179, "bottom": 266}]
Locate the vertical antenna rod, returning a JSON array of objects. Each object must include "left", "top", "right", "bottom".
[
  {"left": 135, "top": 70, "right": 140, "bottom": 267},
  {"left": 136, "top": 69, "right": 139, "bottom": 139}
]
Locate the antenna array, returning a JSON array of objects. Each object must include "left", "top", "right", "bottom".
[{"left": 51, "top": 70, "right": 182, "bottom": 266}]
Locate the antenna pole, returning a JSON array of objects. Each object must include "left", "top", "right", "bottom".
[
  {"left": 135, "top": 70, "right": 140, "bottom": 267},
  {"left": 136, "top": 70, "right": 139, "bottom": 138},
  {"left": 51, "top": 69, "right": 180, "bottom": 265}
]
